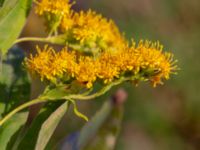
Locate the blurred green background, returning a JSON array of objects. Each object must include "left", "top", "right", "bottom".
[{"left": 8, "top": 0, "right": 200, "bottom": 149}]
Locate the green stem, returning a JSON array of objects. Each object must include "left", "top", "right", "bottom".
[
  {"left": 67, "top": 77, "right": 131, "bottom": 100},
  {"left": 48, "top": 16, "right": 62, "bottom": 37},
  {"left": 0, "top": 97, "right": 47, "bottom": 126},
  {"left": 14, "top": 37, "right": 50, "bottom": 45},
  {"left": 14, "top": 35, "right": 68, "bottom": 47},
  {"left": 13, "top": 36, "right": 97, "bottom": 54},
  {"left": 0, "top": 77, "right": 131, "bottom": 126}
]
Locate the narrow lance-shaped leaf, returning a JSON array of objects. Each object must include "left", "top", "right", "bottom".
[
  {"left": 0, "top": 0, "right": 32, "bottom": 55},
  {"left": 35, "top": 101, "right": 69, "bottom": 150},
  {"left": 17, "top": 102, "right": 67, "bottom": 150},
  {"left": 83, "top": 102, "right": 123, "bottom": 150},
  {"left": 57, "top": 89, "right": 126, "bottom": 150},
  {"left": 0, "top": 0, "right": 18, "bottom": 18},
  {"left": 78, "top": 89, "right": 126, "bottom": 150},
  {"left": 0, "top": 112, "right": 28, "bottom": 150},
  {"left": 77, "top": 100, "right": 113, "bottom": 149},
  {"left": 58, "top": 100, "right": 113, "bottom": 150}
]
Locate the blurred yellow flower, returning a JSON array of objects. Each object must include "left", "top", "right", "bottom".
[
  {"left": 35, "top": 0, "right": 73, "bottom": 16},
  {"left": 34, "top": 0, "right": 75, "bottom": 33}
]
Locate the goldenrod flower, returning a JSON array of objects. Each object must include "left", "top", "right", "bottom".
[
  {"left": 60, "top": 10, "right": 126, "bottom": 50},
  {"left": 35, "top": 0, "right": 73, "bottom": 16},
  {"left": 25, "top": 42, "right": 177, "bottom": 88},
  {"left": 97, "top": 52, "right": 122, "bottom": 83},
  {"left": 25, "top": 46, "right": 76, "bottom": 83},
  {"left": 134, "top": 40, "right": 177, "bottom": 86},
  {"left": 60, "top": 11, "right": 74, "bottom": 31},
  {"left": 25, "top": 45, "right": 55, "bottom": 81},
  {"left": 34, "top": 0, "right": 74, "bottom": 33},
  {"left": 75, "top": 57, "right": 100, "bottom": 88},
  {"left": 35, "top": 1, "right": 126, "bottom": 50},
  {"left": 58, "top": 49, "right": 77, "bottom": 78}
]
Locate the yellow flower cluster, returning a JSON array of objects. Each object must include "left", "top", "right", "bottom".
[
  {"left": 32, "top": 0, "right": 177, "bottom": 88},
  {"left": 25, "top": 45, "right": 75, "bottom": 83},
  {"left": 35, "top": 0, "right": 74, "bottom": 32},
  {"left": 25, "top": 41, "right": 177, "bottom": 88},
  {"left": 35, "top": 0, "right": 72, "bottom": 16},
  {"left": 35, "top": 0, "right": 125, "bottom": 50},
  {"left": 61, "top": 10, "right": 126, "bottom": 49}
]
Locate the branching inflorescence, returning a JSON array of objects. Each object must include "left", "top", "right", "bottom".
[
  {"left": 24, "top": 0, "right": 178, "bottom": 89},
  {"left": 25, "top": 41, "right": 177, "bottom": 88},
  {"left": 0, "top": 0, "right": 179, "bottom": 126}
]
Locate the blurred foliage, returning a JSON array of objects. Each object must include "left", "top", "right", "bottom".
[
  {"left": 0, "top": 0, "right": 32, "bottom": 54},
  {"left": 0, "top": 47, "right": 30, "bottom": 116}
]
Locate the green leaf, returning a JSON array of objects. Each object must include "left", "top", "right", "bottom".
[
  {"left": 35, "top": 101, "right": 69, "bottom": 150},
  {"left": 0, "top": 0, "right": 18, "bottom": 19},
  {"left": 83, "top": 103, "right": 123, "bottom": 150},
  {"left": 77, "top": 101, "right": 113, "bottom": 149},
  {"left": 0, "top": 112, "right": 28, "bottom": 150},
  {"left": 17, "top": 102, "right": 67, "bottom": 150},
  {"left": 0, "top": 103, "right": 6, "bottom": 118},
  {"left": 0, "top": 0, "right": 5, "bottom": 7},
  {"left": 77, "top": 100, "right": 124, "bottom": 150},
  {"left": 0, "top": 0, "right": 32, "bottom": 54},
  {"left": 58, "top": 99, "right": 124, "bottom": 150},
  {"left": 68, "top": 99, "right": 88, "bottom": 122}
]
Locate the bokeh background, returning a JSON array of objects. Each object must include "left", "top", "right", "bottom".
[{"left": 14, "top": 0, "right": 200, "bottom": 149}]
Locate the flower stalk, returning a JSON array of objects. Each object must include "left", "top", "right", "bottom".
[
  {"left": 0, "top": 77, "right": 130, "bottom": 126},
  {"left": 0, "top": 98, "right": 47, "bottom": 126}
]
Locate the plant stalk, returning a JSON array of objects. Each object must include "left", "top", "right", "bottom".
[
  {"left": 67, "top": 77, "right": 131, "bottom": 100},
  {"left": 14, "top": 37, "right": 50, "bottom": 44},
  {"left": 0, "top": 97, "right": 47, "bottom": 126}
]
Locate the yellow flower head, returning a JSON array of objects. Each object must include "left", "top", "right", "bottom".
[
  {"left": 34, "top": 0, "right": 74, "bottom": 33},
  {"left": 25, "top": 46, "right": 77, "bottom": 83},
  {"left": 75, "top": 57, "right": 100, "bottom": 88},
  {"left": 58, "top": 48, "right": 77, "bottom": 78},
  {"left": 97, "top": 52, "right": 121, "bottom": 83},
  {"left": 25, "top": 45, "right": 55, "bottom": 81},
  {"left": 60, "top": 10, "right": 126, "bottom": 50},
  {"left": 35, "top": 0, "right": 73, "bottom": 16},
  {"left": 25, "top": 42, "right": 177, "bottom": 88},
  {"left": 35, "top": 0, "right": 126, "bottom": 50},
  {"left": 134, "top": 40, "right": 177, "bottom": 86}
]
